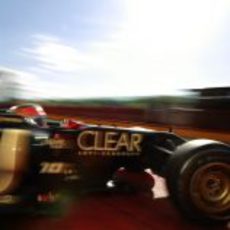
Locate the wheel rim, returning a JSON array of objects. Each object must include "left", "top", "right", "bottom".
[{"left": 190, "top": 162, "right": 230, "bottom": 219}]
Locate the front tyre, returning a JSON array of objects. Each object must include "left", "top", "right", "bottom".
[{"left": 165, "top": 139, "right": 230, "bottom": 222}]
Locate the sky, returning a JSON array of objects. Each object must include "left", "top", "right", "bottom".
[{"left": 0, "top": 0, "right": 230, "bottom": 99}]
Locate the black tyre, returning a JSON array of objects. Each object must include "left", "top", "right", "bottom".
[{"left": 165, "top": 139, "right": 230, "bottom": 222}]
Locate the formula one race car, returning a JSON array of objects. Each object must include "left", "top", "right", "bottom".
[{"left": 0, "top": 104, "right": 229, "bottom": 223}]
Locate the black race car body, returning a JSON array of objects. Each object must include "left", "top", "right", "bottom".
[{"left": 0, "top": 107, "right": 229, "bottom": 222}]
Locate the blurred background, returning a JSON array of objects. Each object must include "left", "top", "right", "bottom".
[{"left": 0, "top": 0, "right": 229, "bottom": 139}]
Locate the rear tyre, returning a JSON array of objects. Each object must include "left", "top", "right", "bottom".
[{"left": 165, "top": 139, "right": 230, "bottom": 222}]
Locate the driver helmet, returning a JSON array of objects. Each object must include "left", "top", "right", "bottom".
[{"left": 9, "top": 104, "right": 47, "bottom": 127}]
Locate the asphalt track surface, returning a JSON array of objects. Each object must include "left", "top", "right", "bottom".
[{"left": 0, "top": 175, "right": 228, "bottom": 230}]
